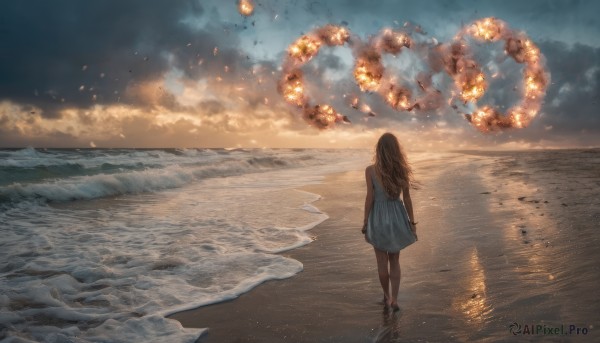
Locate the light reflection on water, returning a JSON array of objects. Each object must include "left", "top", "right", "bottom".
[{"left": 453, "top": 247, "right": 491, "bottom": 324}]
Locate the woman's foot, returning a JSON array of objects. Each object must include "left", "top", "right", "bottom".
[
  {"left": 390, "top": 301, "right": 400, "bottom": 312},
  {"left": 382, "top": 294, "right": 391, "bottom": 308}
]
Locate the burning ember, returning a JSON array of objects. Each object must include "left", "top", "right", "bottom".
[
  {"left": 279, "top": 71, "right": 306, "bottom": 107},
  {"left": 237, "top": 0, "right": 254, "bottom": 16},
  {"left": 287, "top": 35, "right": 322, "bottom": 63},
  {"left": 385, "top": 85, "right": 412, "bottom": 111},
  {"left": 353, "top": 52, "right": 383, "bottom": 92},
  {"left": 303, "top": 105, "right": 346, "bottom": 129},
  {"left": 376, "top": 29, "right": 412, "bottom": 54},
  {"left": 316, "top": 25, "right": 351, "bottom": 46},
  {"left": 459, "top": 71, "right": 487, "bottom": 102},
  {"left": 467, "top": 17, "right": 505, "bottom": 42}
]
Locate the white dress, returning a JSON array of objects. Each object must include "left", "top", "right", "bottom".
[{"left": 366, "top": 170, "right": 417, "bottom": 252}]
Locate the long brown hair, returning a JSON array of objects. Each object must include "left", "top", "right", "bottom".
[{"left": 374, "top": 132, "right": 413, "bottom": 198}]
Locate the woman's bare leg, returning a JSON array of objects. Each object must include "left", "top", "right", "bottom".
[
  {"left": 388, "top": 252, "right": 401, "bottom": 310},
  {"left": 374, "top": 248, "right": 390, "bottom": 305}
]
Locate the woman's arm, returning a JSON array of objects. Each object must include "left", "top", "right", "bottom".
[
  {"left": 402, "top": 184, "right": 417, "bottom": 239},
  {"left": 362, "top": 166, "right": 374, "bottom": 233},
  {"left": 402, "top": 185, "right": 415, "bottom": 222}
]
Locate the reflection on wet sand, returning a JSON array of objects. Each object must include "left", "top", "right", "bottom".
[
  {"left": 369, "top": 150, "right": 599, "bottom": 341},
  {"left": 373, "top": 308, "right": 404, "bottom": 343},
  {"left": 479, "top": 150, "right": 600, "bottom": 327},
  {"left": 497, "top": 171, "right": 559, "bottom": 284},
  {"left": 453, "top": 248, "right": 491, "bottom": 324}
]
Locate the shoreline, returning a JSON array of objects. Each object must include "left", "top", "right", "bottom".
[
  {"left": 169, "top": 151, "right": 600, "bottom": 342},
  {"left": 168, "top": 153, "right": 496, "bottom": 342},
  {"left": 169, "top": 169, "right": 382, "bottom": 342}
]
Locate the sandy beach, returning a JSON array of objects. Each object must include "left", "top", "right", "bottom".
[{"left": 170, "top": 150, "right": 600, "bottom": 342}]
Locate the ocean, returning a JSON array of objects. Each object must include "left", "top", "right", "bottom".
[{"left": 0, "top": 147, "right": 370, "bottom": 342}]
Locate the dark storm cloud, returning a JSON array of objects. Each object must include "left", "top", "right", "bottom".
[
  {"left": 538, "top": 41, "right": 600, "bottom": 131},
  {"left": 336, "top": 0, "right": 600, "bottom": 41},
  {"left": 0, "top": 0, "right": 253, "bottom": 118}
]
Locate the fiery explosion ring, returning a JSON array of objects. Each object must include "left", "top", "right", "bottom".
[
  {"left": 445, "top": 17, "right": 550, "bottom": 132},
  {"left": 278, "top": 18, "right": 549, "bottom": 132},
  {"left": 352, "top": 29, "right": 445, "bottom": 113},
  {"left": 279, "top": 25, "right": 352, "bottom": 129},
  {"left": 353, "top": 29, "right": 415, "bottom": 111}
]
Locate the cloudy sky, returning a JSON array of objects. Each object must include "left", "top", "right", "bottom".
[{"left": 0, "top": 0, "right": 598, "bottom": 149}]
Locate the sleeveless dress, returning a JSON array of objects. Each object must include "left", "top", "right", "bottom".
[{"left": 366, "top": 169, "right": 417, "bottom": 253}]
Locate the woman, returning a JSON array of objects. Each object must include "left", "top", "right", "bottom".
[{"left": 362, "top": 132, "right": 417, "bottom": 311}]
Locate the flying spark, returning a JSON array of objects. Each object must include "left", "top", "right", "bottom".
[{"left": 237, "top": 0, "right": 254, "bottom": 16}]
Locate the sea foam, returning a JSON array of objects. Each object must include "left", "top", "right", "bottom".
[{"left": 0, "top": 148, "right": 370, "bottom": 342}]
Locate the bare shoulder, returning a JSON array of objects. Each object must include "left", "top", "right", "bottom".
[
  {"left": 364, "top": 165, "right": 374, "bottom": 188},
  {"left": 365, "top": 165, "right": 374, "bottom": 179}
]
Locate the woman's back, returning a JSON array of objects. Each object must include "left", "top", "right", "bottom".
[{"left": 370, "top": 167, "right": 401, "bottom": 202}]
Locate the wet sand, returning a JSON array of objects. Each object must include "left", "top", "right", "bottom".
[{"left": 169, "top": 150, "right": 600, "bottom": 342}]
